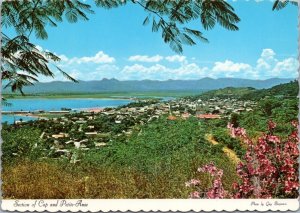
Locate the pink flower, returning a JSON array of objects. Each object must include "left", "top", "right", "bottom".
[
  {"left": 190, "top": 191, "right": 200, "bottom": 198},
  {"left": 291, "top": 120, "right": 298, "bottom": 128},
  {"left": 268, "top": 120, "right": 276, "bottom": 130},
  {"left": 188, "top": 121, "right": 299, "bottom": 199},
  {"left": 190, "top": 179, "right": 201, "bottom": 186}
]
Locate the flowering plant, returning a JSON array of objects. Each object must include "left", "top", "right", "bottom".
[
  {"left": 186, "top": 162, "right": 228, "bottom": 198},
  {"left": 187, "top": 121, "right": 299, "bottom": 198}
]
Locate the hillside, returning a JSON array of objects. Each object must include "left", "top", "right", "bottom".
[
  {"left": 240, "top": 80, "right": 298, "bottom": 100},
  {"left": 2, "top": 77, "right": 294, "bottom": 94},
  {"left": 185, "top": 80, "right": 298, "bottom": 101},
  {"left": 184, "top": 87, "right": 256, "bottom": 101}
]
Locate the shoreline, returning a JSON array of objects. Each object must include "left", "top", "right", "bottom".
[
  {"left": 2, "top": 92, "right": 182, "bottom": 100},
  {"left": 3, "top": 107, "right": 106, "bottom": 115},
  {"left": 3, "top": 97, "right": 135, "bottom": 101}
]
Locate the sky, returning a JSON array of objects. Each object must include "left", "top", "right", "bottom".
[{"left": 8, "top": 0, "right": 299, "bottom": 81}]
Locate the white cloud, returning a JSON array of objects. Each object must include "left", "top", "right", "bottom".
[
  {"left": 122, "top": 64, "right": 168, "bottom": 74},
  {"left": 212, "top": 60, "right": 252, "bottom": 72},
  {"left": 256, "top": 58, "right": 271, "bottom": 70},
  {"left": 60, "top": 51, "right": 115, "bottom": 65},
  {"left": 43, "top": 48, "right": 297, "bottom": 82},
  {"left": 273, "top": 58, "right": 298, "bottom": 74},
  {"left": 120, "top": 63, "right": 208, "bottom": 80},
  {"left": 128, "top": 54, "right": 187, "bottom": 63},
  {"left": 165, "top": 55, "right": 186, "bottom": 63},
  {"left": 261, "top": 48, "right": 276, "bottom": 60},
  {"left": 77, "top": 51, "right": 115, "bottom": 64},
  {"left": 35, "top": 45, "right": 43, "bottom": 51},
  {"left": 255, "top": 48, "right": 298, "bottom": 78},
  {"left": 211, "top": 60, "right": 253, "bottom": 79},
  {"left": 128, "top": 55, "right": 163, "bottom": 63},
  {"left": 256, "top": 48, "right": 277, "bottom": 71},
  {"left": 58, "top": 54, "right": 69, "bottom": 62},
  {"left": 210, "top": 49, "right": 298, "bottom": 79}
]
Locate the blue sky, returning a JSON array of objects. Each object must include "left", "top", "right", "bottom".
[{"left": 11, "top": 0, "right": 299, "bottom": 81}]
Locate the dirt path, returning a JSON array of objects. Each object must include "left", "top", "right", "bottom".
[{"left": 205, "top": 134, "right": 241, "bottom": 164}]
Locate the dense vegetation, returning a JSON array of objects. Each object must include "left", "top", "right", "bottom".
[
  {"left": 240, "top": 80, "right": 298, "bottom": 100},
  {"left": 185, "top": 80, "right": 298, "bottom": 101},
  {"left": 2, "top": 81, "right": 298, "bottom": 198},
  {"left": 2, "top": 117, "right": 238, "bottom": 198},
  {"left": 184, "top": 87, "right": 256, "bottom": 101}
]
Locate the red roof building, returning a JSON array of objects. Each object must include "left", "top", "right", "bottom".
[
  {"left": 167, "top": 115, "right": 177, "bottom": 120},
  {"left": 196, "top": 114, "right": 221, "bottom": 119},
  {"left": 181, "top": 113, "right": 191, "bottom": 119}
]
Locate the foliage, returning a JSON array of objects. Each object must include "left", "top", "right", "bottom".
[
  {"left": 212, "top": 128, "right": 245, "bottom": 159},
  {"left": 2, "top": 117, "right": 239, "bottom": 198},
  {"left": 272, "top": 0, "right": 298, "bottom": 10},
  {"left": 229, "top": 121, "right": 299, "bottom": 198},
  {"left": 2, "top": 160, "right": 142, "bottom": 199},
  {"left": 188, "top": 121, "right": 299, "bottom": 199},
  {"left": 81, "top": 118, "right": 239, "bottom": 193},
  {"left": 1, "top": 127, "right": 43, "bottom": 162},
  {"left": 2, "top": 0, "right": 92, "bottom": 93},
  {"left": 184, "top": 81, "right": 298, "bottom": 102},
  {"left": 239, "top": 98, "right": 298, "bottom": 136},
  {"left": 184, "top": 87, "right": 255, "bottom": 101},
  {"left": 186, "top": 162, "right": 227, "bottom": 198},
  {"left": 2, "top": 0, "right": 241, "bottom": 93},
  {"left": 83, "top": 118, "right": 211, "bottom": 172},
  {"left": 136, "top": 0, "right": 240, "bottom": 53},
  {"left": 240, "top": 80, "right": 298, "bottom": 101},
  {"left": 230, "top": 113, "right": 239, "bottom": 128}
]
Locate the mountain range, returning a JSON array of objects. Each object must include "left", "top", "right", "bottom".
[{"left": 3, "top": 78, "right": 295, "bottom": 94}]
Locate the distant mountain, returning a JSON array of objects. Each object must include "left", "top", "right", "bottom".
[{"left": 3, "top": 77, "right": 295, "bottom": 94}]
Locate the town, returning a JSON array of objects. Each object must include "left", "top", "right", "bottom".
[{"left": 8, "top": 96, "right": 257, "bottom": 163}]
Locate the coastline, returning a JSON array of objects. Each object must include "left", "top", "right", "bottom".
[{"left": 3, "top": 97, "right": 135, "bottom": 101}]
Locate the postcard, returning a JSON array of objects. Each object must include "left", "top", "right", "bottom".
[{"left": 1, "top": 0, "right": 299, "bottom": 212}]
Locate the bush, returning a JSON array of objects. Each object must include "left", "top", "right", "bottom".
[
  {"left": 2, "top": 127, "right": 43, "bottom": 162},
  {"left": 187, "top": 121, "right": 299, "bottom": 199},
  {"left": 212, "top": 128, "right": 246, "bottom": 159}
]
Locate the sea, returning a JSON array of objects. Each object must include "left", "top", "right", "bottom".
[
  {"left": 1, "top": 97, "right": 174, "bottom": 124},
  {"left": 1, "top": 98, "right": 133, "bottom": 124}
]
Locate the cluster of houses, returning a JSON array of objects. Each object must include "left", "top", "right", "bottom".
[
  {"left": 172, "top": 97, "right": 257, "bottom": 116},
  {"left": 13, "top": 97, "right": 257, "bottom": 163}
]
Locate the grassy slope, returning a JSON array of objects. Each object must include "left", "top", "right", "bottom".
[{"left": 2, "top": 118, "right": 238, "bottom": 199}]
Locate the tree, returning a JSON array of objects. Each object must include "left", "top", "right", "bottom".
[
  {"left": 230, "top": 113, "right": 239, "bottom": 128},
  {"left": 258, "top": 98, "right": 281, "bottom": 117},
  {"left": 2, "top": 0, "right": 93, "bottom": 94},
  {"left": 272, "top": 0, "right": 298, "bottom": 10},
  {"left": 2, "top": 0, "right": 240, "bottom": 93}
]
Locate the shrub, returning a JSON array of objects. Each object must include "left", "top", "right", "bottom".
[
  {"left": 2, "top": 127, "right": 43, "bottom": 162},
  {"left": 212, "top": 128, "right": 246, "bottom": 159},
  {"left": 187, "top": 121, "right": 299, "bottom": 198}
]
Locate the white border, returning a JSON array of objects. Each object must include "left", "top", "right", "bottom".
[
  {"left": 1, "top": 199, "right": 299, "bottom": 212},
  {"left": 1, "top": 0, "right": 300, "bottom": 212}
]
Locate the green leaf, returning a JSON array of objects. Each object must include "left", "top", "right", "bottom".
[
  {"left": 56, "top": 66, "right": 79, "bottom": 83},
  {"left": 143, "top": 15, "right": 150, "bottom": 26}
]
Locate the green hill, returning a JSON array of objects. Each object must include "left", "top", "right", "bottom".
[
  {"left": 185, "top": 87, "right": 256, "bottom": 101},
  {"left": 185, "top": 80, "right": 298, "bottom": 101},
  {"left": 240, "top": 80, "right": 298, "bottom": 100}
]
